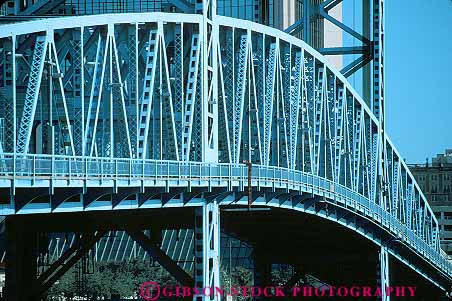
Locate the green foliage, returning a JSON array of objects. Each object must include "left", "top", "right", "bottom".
[
  {"left": 48, "top": 259, "right": 178, "bottom": 300},
  {"left": 48, "top": 259, "right": 258, "bottom": 300},
  {"left": 47, "top": 267, "right": 77, "bottom": 301},
  {"left": 221, "top": 266, "right": 253, "bottom": 301},
  {"left": 221, "top": 266, "right": 253, "bottom": 288},
  {"left": 231, "top": 266, "right": 253, "bottom": 287},
  {"left": 271, "top": 264, "right": 294, "bottom": 286}
]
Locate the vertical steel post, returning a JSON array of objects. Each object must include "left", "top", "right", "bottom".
[
  {"left": 80, "top": 28, "right": 85, "bottom": 156},
  {"left": 11, "top": 34, "right": 16, "bottom": 206},
  {"left": 108, "top": 24, "right": 114, "bottom": 159},
  {"left": 377, "top": 245, "right": 390, "bottom": 301},
  {"left": 134, "top": 23, "right": 139, "bottom": 157},
  {"left": 362, "top": 0, "right": 371, "bottom": 106},
  {"left": 194, "top": 201, "right": 221, "bottom": 300},
  {"left": 48, "top": 38, "right": 53, "bottom": 155},
  {"left": 372, "top": 0, "right": 384, "bottom": 123},
  {"left": 197, "top": 0, "right": 218, "bottom": 162},
  {"left": 373, "top": 0, "right": 388, "bottom": 213}
]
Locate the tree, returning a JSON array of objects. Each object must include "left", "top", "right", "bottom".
[
  {"left": 221, "top": 265, "right": 253, "bottom": 300},
  {"left": 48, "top": 259, "right": 179, "bottom": 300}
]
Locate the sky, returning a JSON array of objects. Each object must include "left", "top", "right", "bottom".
[{"left": 342, "top": 0, "right": 452, "bottom": 164}]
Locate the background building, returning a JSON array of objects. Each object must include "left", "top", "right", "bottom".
[
  {"left": 0, "top": 0, "right": 342, "bottom": 66},
  {"left": 409, "top": 149, "right": 452, "bottom": 256}
]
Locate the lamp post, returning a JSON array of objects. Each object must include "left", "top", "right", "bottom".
[{"left": 243, "top": 160, "right": 252, "bottom": 209}]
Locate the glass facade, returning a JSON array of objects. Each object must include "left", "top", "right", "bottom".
[
  {"left": 51, "top": 0, "right": 170, "bottom": 15},
  {"left": 0, "top": 0, "right": 323, "bottom": 50},
  {"left": 310, "top": 0, "right": 324, "bottom": 49},
  {"left": 0, "top": 0, "right": 303, "bottom": 31},
  {"left": 0, "top": 0, "right": 323, "bottom": 48},
  {"left": 217, "top": 0, "right": 261, "bottom": 23}
]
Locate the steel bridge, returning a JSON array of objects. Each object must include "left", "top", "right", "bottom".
[{"left": 0, "top": 1, "right": 451, "bottom": 300}]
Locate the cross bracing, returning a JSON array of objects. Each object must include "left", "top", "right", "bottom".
[
  {"left": 0, "top": 230, "right": 252, "bottom": 270},
  {"left": 0, "top": 12, "right": 450, "bottom": 290}
]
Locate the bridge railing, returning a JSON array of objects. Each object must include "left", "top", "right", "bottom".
[{"left": 0, "top": 153, "right": 451, "bottom": 276}]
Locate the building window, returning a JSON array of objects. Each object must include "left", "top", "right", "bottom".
[{"left": 445, "top": 225, "right": 452, "bottom": 232}]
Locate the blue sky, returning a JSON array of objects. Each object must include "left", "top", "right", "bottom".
[{"left": 342, "top": 0, "right": 452, "bottom": 163}]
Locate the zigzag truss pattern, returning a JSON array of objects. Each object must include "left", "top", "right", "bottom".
[{"left": 0, "top": 13, "right": 448, "bottom": 286}]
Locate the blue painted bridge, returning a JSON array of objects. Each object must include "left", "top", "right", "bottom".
[{"left": 0, "top": 5, "right": 450, "bottom": 301}]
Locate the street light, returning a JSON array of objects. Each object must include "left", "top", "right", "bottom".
[{"left": 243, "top": 160, "right": 252, "bottom": 209}]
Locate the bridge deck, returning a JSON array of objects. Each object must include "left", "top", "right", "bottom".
[{"left": 0, "top": 154, "right": 450, "bottom": 285}]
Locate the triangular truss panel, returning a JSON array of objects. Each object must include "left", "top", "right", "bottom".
[{"left": 1, "top": 16, "right": 442, "bottom": 268}]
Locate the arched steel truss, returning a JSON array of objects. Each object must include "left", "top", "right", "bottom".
[{"left": 0, "top": 12, "right": 450, "bottom": 289}]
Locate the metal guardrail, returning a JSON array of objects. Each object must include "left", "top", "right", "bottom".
[{"left": 0, "top": 153, "right": 451, "bottom": 276}]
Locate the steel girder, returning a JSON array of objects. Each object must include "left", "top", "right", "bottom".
[{"left": 0, "top": 12, "right": 448, "bottom": 287}]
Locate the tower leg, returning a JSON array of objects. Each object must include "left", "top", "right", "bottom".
[
  {"left": 194, "top": 201, "right": 221, "bottom": 300},
  {"left": 377, "top": 245, "right": 390, "bottom": 301},
  {"left": 4, "top": 217, "right": 38, "bottom": 301}
]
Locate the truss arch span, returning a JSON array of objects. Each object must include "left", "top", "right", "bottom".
[{"left": 0, "top": 12, "right": 450, "bottom": 290}]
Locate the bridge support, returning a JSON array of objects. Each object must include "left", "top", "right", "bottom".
[
  {"left": 194, "top": 201, "right": 221, "bottom": 300},
  {"left": 377, "top": 245, "right": 390, "bottom": 301},
  {"left": 127, "top": 229, "right": 194, "bottom": 287},
  {"left": 35, "top": 231, "right": 106, "bottom": 298},
  {"left": 4, "top": 218, "right": 38, "bottom": 301}
]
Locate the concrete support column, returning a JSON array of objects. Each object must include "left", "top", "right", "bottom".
[
  {"left": 4, "top": 217, "right": 38, "bottom": 301},
  {"left": 377, "top": 245, "right": 390, "bottom": 301},
  {"left": 194, "top": 201, "right": 221, "bottom": 300}
]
